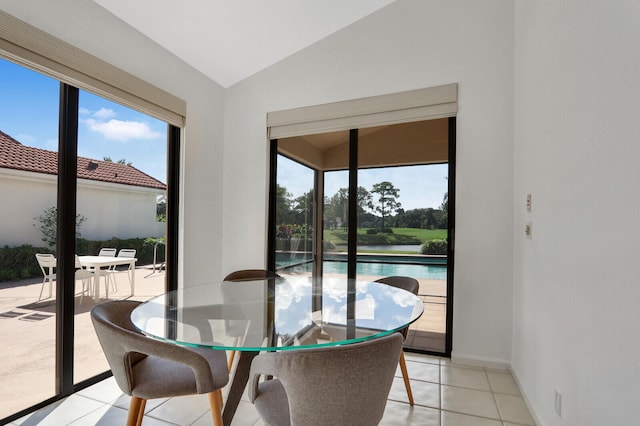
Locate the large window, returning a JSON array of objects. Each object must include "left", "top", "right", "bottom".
[
  {"left": 73, "top": 90, "right": 168, "bottom": 384},
  {"left": 0, "top": 56, "right": 176, "bottom": 423},
  {"left": 0, "top": 58, "right": 60, "bottom": 419},
  {"left": 270, "top": 118, "right": 455, "bottom": 355}
]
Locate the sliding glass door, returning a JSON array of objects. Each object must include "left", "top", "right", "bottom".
[
  {"left": 0, "top": 58, "right": 60, "bottom": 419},
  {"left": 0, "top": 57, "right": 177, "bottom": 423},
  {"left": 269, "top": 118, "right": 455, "bottom": 355},
  {"left": 73, "top": 90, "right": 169, "bottom": 383}
]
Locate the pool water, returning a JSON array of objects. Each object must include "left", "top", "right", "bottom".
[
  {"left": 281, "top": 260, "right": 447, "bottom": 280},
  {"left": 324, "top": 261, "right": 447, "bottom": 280}
]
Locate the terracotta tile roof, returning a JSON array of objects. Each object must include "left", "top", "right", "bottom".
[{"left": 0, "top": 130, "right": 166, "bottom": 190}]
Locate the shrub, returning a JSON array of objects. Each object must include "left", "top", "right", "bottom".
[
  {"left": 366, "top": 229, "right": 378, "bottom": 235},
  {"left": 421, "top": 239, "right": 448, "bottom": 255},
  {"left": 33, "top": 206, "right": 86, "bottom": 249},
  {"left": 0, "top": 245, "right": 52, "bottom": 282}
]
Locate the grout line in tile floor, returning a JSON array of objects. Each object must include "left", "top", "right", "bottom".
[{"left": 10, "top": 353, "right": 536, "bottom": 426}]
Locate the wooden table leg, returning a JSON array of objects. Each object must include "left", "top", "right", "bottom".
[{"left": 222, "top": 350, "right": 258, "bottom": 426}]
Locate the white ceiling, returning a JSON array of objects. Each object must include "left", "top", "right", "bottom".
[{"left": 93, "top": 0, "right": 394, "bottom": 88}]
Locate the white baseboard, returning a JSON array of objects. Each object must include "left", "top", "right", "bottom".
[
  {"left": 450, "top": 351, "right": 511, "bottom": 370},
  {"left": 509, "top": 367, "right": 544, "bottom": 426}
]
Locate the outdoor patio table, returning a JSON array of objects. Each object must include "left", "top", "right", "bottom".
[
  {"left": 78, "top": 255, "right": 137, "bottom": 302},
  {"left": 130, "top": 276, "right": 424, "bottom": 425}
]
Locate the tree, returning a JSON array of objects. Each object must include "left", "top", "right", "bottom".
[
  {"left": 156, "top": 199, "right": 167, "bottom": 222},
  {"left": 275, "top": 184, "right": 295, "bottom": 225},
  {"left": 370, "top": 181, "right": 402, "bottom": 229},
  {"left": 33, "top": 206, "right": 86, "bottom": 248},
  {"left": 327, "top": 189, "right": 348, "bottom": 230},
  {"left": 356, "top": 186, "right": 373, "bottom": 226},
  {"left": 103, "top": 156, "right": 132, "bottom": 166},
  {"left": 325, "top": 186, "right": 372, "bottom": 230},
  {"left": 439, "top": 192, "right": 448, "bottom": 228},
  {"left": 292, "top": 189, "right": 314, "bottom": 226}
]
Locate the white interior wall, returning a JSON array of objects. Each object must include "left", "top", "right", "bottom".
[
  {"left": 224, "top": 0, "right": 515, "bottom": 365},
  {"left": 0, "top": 0, "right": 226, "bottom": 286},
  {"left": 513, "top": 1, "right": 640, "bottom": 425}
]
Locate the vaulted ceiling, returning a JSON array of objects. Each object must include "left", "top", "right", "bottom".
[{"left": 93, "top": 0, "right": 395, "bottom": 88}]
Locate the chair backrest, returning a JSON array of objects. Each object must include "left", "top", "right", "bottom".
[
  {"left": 374, "top": 275, "right": 419, "bottom": 295},
  {"left": 117, "top": 248, "right": 136, "bottom": 258},
  {"left": 90, "top": 300, "right": 148, "bottom": 394},
  {"left": 91, "top": 300, "right": 228, "bottom": 398},
  {"left": 374, "top": 276, "right": 419, "bottom": 339},
  {"left": 35, "top": 253, "right": 56, "bottom": 274},
  {"left": 98, "top": 247, "right": 117, "bottom": 257},
  {"left": 224, "top": 269, "right": 280, "bottom": 282},
  {"left": 249, "top": 333, "right": 403, "bottom": 426}
]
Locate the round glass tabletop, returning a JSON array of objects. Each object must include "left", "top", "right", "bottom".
[{"left": 131, "top": 276, "right": 424, "bottom": 351}]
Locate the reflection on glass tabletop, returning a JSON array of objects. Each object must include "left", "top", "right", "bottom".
[{"left": 131, "top": 276, "right": 423, "bottom": 351}]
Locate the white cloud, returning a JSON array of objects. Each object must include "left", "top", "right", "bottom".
[
  {"left": 79, "top": 107, "right": 91, "bottom": 115},
  {"left": 93, "top": 107, "right": 116, "bottom": 120},
  {"left": 84, "top": 118, "right": 163, "bottom": 142}
]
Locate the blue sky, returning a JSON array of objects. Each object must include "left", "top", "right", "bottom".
[
  {"left": 278, "top": 155, "right": 448, "bottom": 211},
  {"left": 0, "top": 58, "right": 167, "bottom": 182},
  {"left": 1, "top": 57, "right": 448, "bottom": 208}
]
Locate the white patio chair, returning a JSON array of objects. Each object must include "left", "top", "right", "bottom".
[
  {"left": 75, "top": 254, "right": 94, "bottom": 303},
  {"left": 98, "top": 247, "right": 117, "bottom": 257},
  {"left": 97, "top": 247, "right": 117, "bottom": 291},
  {"left": 36, "top": 253, "right": 93, "bottom": 303},
  {"left": 110, "top": 248, "right": 137, "bottom": 292},
  {"left": 36, "top": 253, "right": 56, "bottom": 300}
]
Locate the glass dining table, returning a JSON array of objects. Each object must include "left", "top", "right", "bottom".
[{"left": 130, "top": 276, "right": 424, "bottom": 425}]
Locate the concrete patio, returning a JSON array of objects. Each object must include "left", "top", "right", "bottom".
[{"left": 0, "top": 265, "right": 166, "bottom": 419}]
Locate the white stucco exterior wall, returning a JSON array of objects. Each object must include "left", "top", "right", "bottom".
[
  {"left": 513, "top": 1, "right": 640, "bottom": 424},
  {"left": 0, "top": 168, "right": 164, "bottom": 247},
  {"left": 224, "top": 0, "right": 515, "bottom": 366}
]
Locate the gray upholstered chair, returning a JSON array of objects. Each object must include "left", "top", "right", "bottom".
[
  {"left": 223, "top": 269, "right": 281, "bottom": 370},
  {"left": 248, "top": 333, "right": 403, "bottom": 426},
  {"left": 374, "top": 276, "right": 420, "bottom": 406},
  {"left": 91, "top": 300, "right": 229, "bottom": 426}
]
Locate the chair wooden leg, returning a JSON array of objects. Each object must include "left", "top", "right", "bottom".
[
  {"left": 228, "top": 350, "right": 236, "bottom": 371},
  {"left": 209, "top": 389, "right": 224, "bottom": 426},
  {"left": 398, "top": 352, "right": 414, "bottom": 406},
  {"left": 136, "top": 399, "right": 146, "bottom": 426},
  {"left": 127, "top": 396, "right": 145, "bottom": 426}
]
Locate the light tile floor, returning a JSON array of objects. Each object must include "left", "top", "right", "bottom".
[{"left": 10, "top": 352, "right": 536, "bottom": 426}]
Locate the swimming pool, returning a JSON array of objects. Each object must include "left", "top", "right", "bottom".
[
  {"left": 278, "top": 255, "right": 448, "bottom": 280},
  {"left": 323, "top": 261, "right": 447, "bottom": 280}
]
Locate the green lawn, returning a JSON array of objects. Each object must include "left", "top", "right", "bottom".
[{"left": 323, "top": 227, "right": 447, "bottom": 246}]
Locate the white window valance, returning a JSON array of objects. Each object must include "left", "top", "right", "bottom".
[
  {"left": 267, "top": 83, "right": 457, "bottom": 139},
  {"left": 0, "top": 10, "right": 185, "bottom": 127}
]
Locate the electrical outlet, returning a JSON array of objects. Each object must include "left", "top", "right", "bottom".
[
  {"left": 555, "top": 389, "right": 562, "bottom": 417},
  {"left": 526, "top": 193, "right": 532, "bottom": 212}
]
